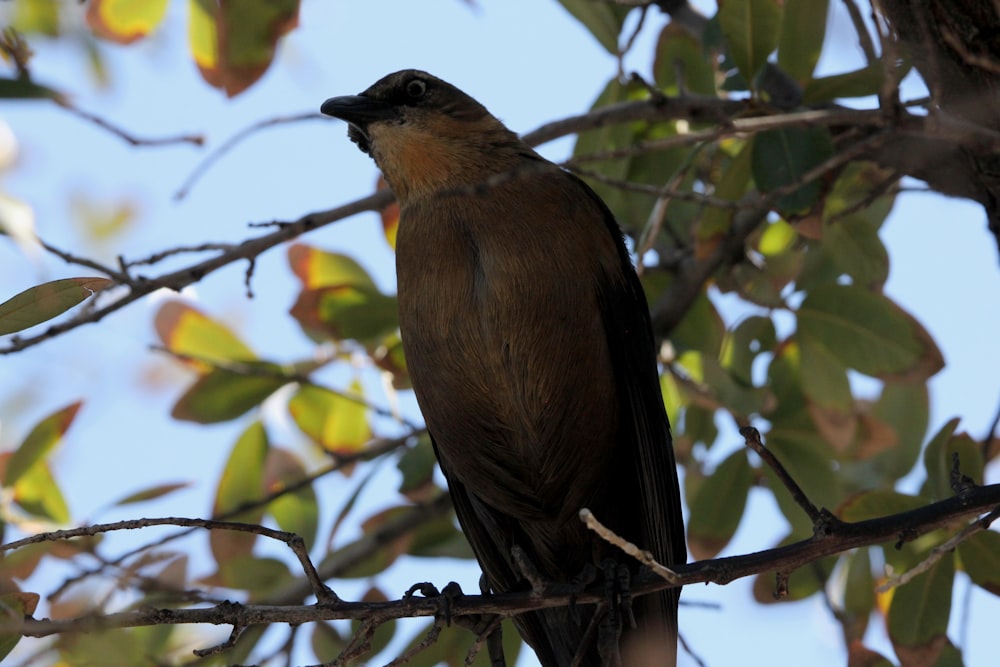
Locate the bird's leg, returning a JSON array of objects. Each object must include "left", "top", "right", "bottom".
[
  {"left": 597, "top": 559, "right": 637, "bottom": 666},
  {"left": 479, "top": 574, "right": 506, "bottom": 667}
]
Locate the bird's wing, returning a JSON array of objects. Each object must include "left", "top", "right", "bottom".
[{"left": 571, "top": 174, "right": 687, "bottom": 627}]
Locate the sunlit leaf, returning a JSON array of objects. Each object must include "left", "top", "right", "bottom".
[
  {"left": 210, "top": 422, "right": 268, "bottom": 564},
  {"left": 0, "top": 278, "right": 112, "bottom": 336},
  {"left": 188, "top": 0, "right": 300, "bottom": 97},
  {"left": 777, "top": 0, "right": 828, "bottom": 83},
  {"left": 4, "top": 401, "right": 81, "bottom": 488},
  {"left": 13, "top": 460, "right": 70, "bottom": 523},
  {"left": 154, "top": 300, "right": 257, "bottom": 369},
  {"left": 798, "top": 285, "right": 944, "bottom": 381},
  {"left": 288, "top": 383, "right": 372, "bottom": 455},
  {"left": 687, "top": 449, "right": 752, "bottom": 559},
  {"left": 264, "top": 447, "right": 319, "bottom": 550},
  {"left": 86, "top": 0, "right": 169, "bottom": 44},
  {"left": 171, "top": 367, "right": 286, "bottom": 423},
  {"left": 12, "top": 0, "right": 60, "bottom": 36},
  {"left": 290, "top": 284, "right": 399, "bottom": 345},
  {"left": 288, "top": 244, "right": 379, "bottom": 291},
  {"left": 718, "top": 0, "right": 783, "bottom": 86}
]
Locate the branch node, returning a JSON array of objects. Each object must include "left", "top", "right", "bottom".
[
  {"left": 773, "top": 571, "right": 789, "bottom": 600},
  {"left": 949, "top": 451, "right": 978, "bottom": 495}
]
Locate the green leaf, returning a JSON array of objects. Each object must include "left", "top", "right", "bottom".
[
  {"left": 0, "top": 278, "right": 111, "bottom": 336},
  {"left": 4, "top": 401, "right": 82, "bottom": 487},
  {"left": 803, "top": 63, "right": 886, "bottom": 104},
  {"left": 13, "top": 460, "right": 70, "bottom": 523},
  {"left": 887, "top": 552, "right": 954, "bottom": 648},
  {"left": 762, "top": 432, "right": 838, "bottom": 533},
  {"left": 288, "top": 244, "right": 379, "bottom": 290},
  {"left": 776, "top": 0, "right": 828, "bottom": 83},
  {"left": 555, "top": 0, "right": 630, "bottom": 54},
  {"left": 155, "top": 300, "right": 257, "bottom": 366},
  {"left": 0, "top": 77, "right": 62, "bottom": 100},
  {"left": 824, "top": 215, "right": 890, "bottom": 287},
  {"left": 921, "top": 421, "right": 982, "bottom": 502},
  {"left": 397, "top": 437, "right": 438, "bottom": 501},
  {"left": 219, "top": 555, "right": 294, "bottom": 599},
  {"left": 718, "top": 0, "right": 783, "bottom": 86},
  {"left": 171, "top": 367, "right": 286, "bottom": 423},
  {"left": 407, "top": 513, "right": 475, "bottom": 560},
  {"left": 86, "top": 0, "right": 169, "bottom": 44},
  {"left": 669, "top": 291, "right": 726, "bottom": 356},
  {"left": 188, "top": 0, "right": 300, "bottom": 97},
  {"left": 290, "top": 284, "right": 399, "bottom": 345},
  {"left": 0, "top": 592, "right": 38, "bottom": 661},
  {"left": 12, "top": 0, "right": 60, "bottom": 36},
  {"left": 698, "top": 139, "right": 753, "bottom": 252},
  {"left": 957, "top": 530, "right": 1000, "bottom": 596},
  {"left": 797, "top": 285, "right": 944, "bottom": 380},
  {"left": 264, "top": 448, "right": 319, "bottom": 550},
  {"left": 751, "top": 126, "right": 834, "bottom": 214},
  {"left": 113, "top": 481, "right": 192, "bottom": 507},
  {"left": 288, "top": 383, "right": 372, "bottom": 455},
  {"left": 842, "top": 548, "right": 875, "bottom": 639},
  {"left": 210, "top": 421, "right": 269, "bottom": 563},
  {"left": 797, "top": 333, "right": 852, "bottom": 411},
  {"left": 843, "top": 380, "right": 929, "bottom": 487},
  {"left": 720, "top": 315, "right": 777, "bottom": 386},
  {"left": 837, "top": 489, "right": 924, "bottom": 522},
  {"left": 687, "top": 449, "right": 752, "bottom": 559},
  {"left": 653, "top": 22, "right": 717, "bottom": 95}
]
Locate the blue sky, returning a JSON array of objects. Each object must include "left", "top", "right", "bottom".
[{"left": 1, "top": 1, "right": 998, "bottom": 665}]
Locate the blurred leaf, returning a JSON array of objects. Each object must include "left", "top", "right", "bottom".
[
  {"left": 837, "top": 489, "right": 924, "bottom": 522},
  {"left": 803, "top": 63, "right": 887, "bottom": 104},
  {"left": 310, "top": 622, "right": 346, "bottom": 662},
  {"left": 763, "top": 430, "right": 838, "bottom": 533},
  {"left": 721, "top": 315, "right": 776, "bottom": 385},
  {"left": 752, "top": 127, "right": 834, "bottom": 214},
  {"left": 777, "top": 0, "right": 828, "bottom": 83},
  {"left": 290, "top": 283, "right": 399, "bottom": 345},
  {"left": 171, "top": 367, "right": 286, "bottom": 423},
  {"left": 824, "top": 215, "right": 890, "bottom": 287},
  {"left": 887, "top": 553, "right": 954, "bottom": 656},
  {"left": 669, "top": 291, "right": 725, "bottom": 356},
  {"left": 12, "top": 0, "right": 60, "bottom": 36},
  {"left": 0, "top": 278, "right": 111, "bottom": 336},
  {"left": 373, "top": 332, "right": 410, "bottom": 389},
  {"left": 860, "top": 381, "right": 929, "bottom": 479},
  {"left": 288, "top": 244, "right": 379, "bottom": 291},
  {"left": 687, "top": 449, "right": 752, "bottom": 559},
  {"left": 218, "top": 555, "right": 294, "bottom": 599},
  {"left": 957, "top": 530, "right": 1000, "bottom": 596},
  {"left": 70, "top": 193, "right": 138, "bottom": 241},
  {"left": 718, "top": 0, "right": 783, "bottom": 86},
  {"left": 848, "top": 641, "right": 895, "bottom": 667},
  {"left": 155, "top": 301, "right": 257, "bottom": 367},
  {"left": 210, "top": 422, "right": 268, "bottom": 563},
  {"left": 86, "top": 0, "right": 169, "bottom": 44},
  {"left": 697, "top": 140, "right": 753, "bottom": 256},
  {"left": 842, "top": 548, "right": 875, "bottom": 640},
  {"left": 4, "top": 401, "right": 81, "bottom": 487},
  {"left": 113, "top": 481, "right": 192, "bottom": 507},
  {"left": 188, "top": 0, "right": 300, "bottom": 97},
  {"left": 921, "top": 422, "right": 982, "bottom": 502},
  {"left": 798, "top": 285, "right": 944, "bottom": 381},
  {"left": 408, "top": 513, "right": 475, "bottom": 559},
  {"left": 555, "top": 0, "right": 630, "bottom": 54},
  {"left": 329, "top": 506, "right": 413, "bottom": 577},
  {"left": 0, "top": 77, "right": 63, "bottom": 100},
  {"left": 398, "top": 437, "right": 438, "bottom": 502},
  {"left": 0, "top": 591, "right": 38, "bottom": 661},
  {"left": 823, "top": 161, "right": 898, "bottom": 231},
  {"left": 754, "top": 532, "right": 838, "bottom": 602},
  {"left": 13, "top": 460, "right": 69, "bottom": 523},
  {"left": 264, "top": 447, "right": 319, "bottom": 550},
  {"left": 351, "top": 587, "right": 396, "bottom": 656},
  {"left": 653, "top": 22, "right": 716, "bottom": 95},
  {"left": 288, "top": 383, "right": 372, "bottom": 455},
  {"left": 758, "top": 218, "right": 797, "bottom": 256}
]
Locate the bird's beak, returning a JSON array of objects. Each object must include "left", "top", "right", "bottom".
[{"left": 320, "top": 95, "right": 398, "bottom": 126}]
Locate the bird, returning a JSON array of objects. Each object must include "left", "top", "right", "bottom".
[{"left": 321, "top": 70, "right": 685, "bottom": 666}]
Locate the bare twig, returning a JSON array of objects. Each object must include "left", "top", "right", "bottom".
[
  {"left": 841, "top": 0, "right": 878, "bottom": 64},
  {"left": 580, "top": 508, "right": 681, "bottom": 583},
  {"left": 53, "top": 98, "right": 204, "bottom": 147},
  {"left": 740, "top": 427, "right": 825, "bottom": 526},
  {"left": 175, "top": 111, "right": 328, "bottom": 200}
]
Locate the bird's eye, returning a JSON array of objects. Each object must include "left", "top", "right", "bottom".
[{"left": 406, "top": 79, "right": 427, "bottom": 99}]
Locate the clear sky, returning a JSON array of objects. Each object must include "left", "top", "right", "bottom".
[{"left": 1, "top": 1, "right": 998, "bottom": 665}]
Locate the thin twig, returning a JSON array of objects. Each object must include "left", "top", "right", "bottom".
[
  {"left": 54, "top": 98, "right": 204, "bottom": 147},
  {"left": 740, "top": 427, "right": 823, "bottom": 525},
  {"left": 579, "top": 508, "right": 681, "bottom": 584},
  {"left": 174, "top": 112, "right": 328, "bottom": 200},
  {"left": 841, "top": 0, "right": 878, "bottom": 63}
]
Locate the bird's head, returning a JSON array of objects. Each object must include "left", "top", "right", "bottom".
[{"left": 321, "top": 70, "right": 526, "bottom": 201}]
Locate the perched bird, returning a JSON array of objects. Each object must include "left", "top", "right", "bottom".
[{"left": 321, "top": 70, "right": 685, "bottom": 666}]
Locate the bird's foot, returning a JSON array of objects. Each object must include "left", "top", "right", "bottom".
[{"left": 403, "top": 580, "right": 464, "bottom": 626}]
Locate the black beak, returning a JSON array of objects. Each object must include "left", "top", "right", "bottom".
[{"left": 320, "top": 95, "right": 398, "bottom": 126}]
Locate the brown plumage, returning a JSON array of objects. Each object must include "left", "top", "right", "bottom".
[{"left": 321, "top": 70, "right": 685, "bottom": 666}]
